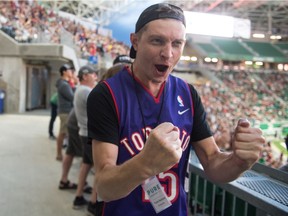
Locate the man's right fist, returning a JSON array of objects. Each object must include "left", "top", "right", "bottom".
[{"left": 140, "top": 122, "right": 182, "bottom": 176}]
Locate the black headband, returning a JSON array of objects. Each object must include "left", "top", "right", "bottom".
[{"left": 130, "top": 3, "right": 186, "bottom": 58}]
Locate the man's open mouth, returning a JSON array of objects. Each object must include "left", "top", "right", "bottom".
[{"left": 155, "top": 64, "right": 169, "bottom": 72}]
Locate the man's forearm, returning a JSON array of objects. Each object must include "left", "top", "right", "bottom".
[
  {"left": 204, "top": 152, "right": 251, "bottom": 183},
  {"left": 95, "top": 153, "right": 152, "bottom": 202}
]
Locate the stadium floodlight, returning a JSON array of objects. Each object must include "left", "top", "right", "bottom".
[
  {"left": 204, "top": 57, "right": 212, "bottom": 62},
  {"left": 255, "top": 61, "right": 263, "bottom": 66},
  {"left": 252, "top": 33, "right": 265, "bottom": 38},
  {"left": 277, "top": 64, "right": 288, "bottom": 71},
  {"left": 180, "top": 56, "right": 191, "bottom": 61},
  {"left": 190, "top": 56, "right": 198, "bottom": 62},
  {"left": 270, "top": 35, "right": 282, "bottom": 40},
  {"left": 245, "top": 61, "right": 253, "bottom": 65}
]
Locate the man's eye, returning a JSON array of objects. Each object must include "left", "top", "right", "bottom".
[
  {"left": 173, "top": 41, "right": 183, "bottom": 47},
  {"left": 152, "top": 38, "right": 163, "bottom": 44}
]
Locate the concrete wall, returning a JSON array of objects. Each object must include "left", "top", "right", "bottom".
[
  {"left": 0, "top": 30, "right": 19, "bottom": 56},
  {"left": 0, "top": 31, "right": 79, "bottom": 113},
  {"left": 0, "top": 57, "right": 25, "bottom": 113}
]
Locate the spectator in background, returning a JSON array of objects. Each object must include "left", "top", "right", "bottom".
[
  {"left": 58, "top": 108, "right": 93, "bottom": 193},
  {"left": 101, "top": 63, "right": 128, "bottom": 81},
  {"left": 99, "top": 54, "right": 132, "bottom": 81},
  {"left": 58, "top": 108, "right": 80, "bottom": 190},
  {"left": 112, "top": 54, "right": 133, "bottom": 66},
  {"left": 278, "top": 134, "right": 288, "bottom": 172},
  {"left": 68, "top": 66, "right": 78, "bottom": 89},
  {"left": 72, "top": 65, "right": 98, "bottom": 216},
  {"left": 213, "top": 125, "right": 232, "bottom": 151},
  {"left": 48, "top": 92, "right": 58, "bottom": 140},
  {"left": 55, "top": 63, "right": 74, "bottom": 161}
]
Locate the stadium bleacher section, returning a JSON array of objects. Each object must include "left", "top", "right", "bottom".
[
  {"left": 212, "top": 38, "right": 253, "bottom": 56},
  {"left": 0, "top": 1, "right": 130, "bottom": 63},
  {"left": 274, "top": 42, "right": 288, "bottom": 54},
  {"left": 244, "top": 41, "right": 287, "bottom": 62},
  {"left": 190, "top": 36, "right": 288, "bottom": 63}
]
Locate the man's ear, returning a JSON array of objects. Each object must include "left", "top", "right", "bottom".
[{"left": 130, "top": 33, "right": 138, "bottom": 52}]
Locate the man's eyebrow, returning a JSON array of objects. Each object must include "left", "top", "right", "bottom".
[
  {"left": 148, "top": 34, "right": 185, "bottom": 41},
  {"left": 147, "top": 34, "right": 165, "bottom": 39},
  {"left": 175, "top": 39, "right": 186, "bottom": 42}
]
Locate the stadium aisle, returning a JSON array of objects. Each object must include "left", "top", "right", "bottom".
[{"left": 0, "top": 110, "right": 93, "bottom": 216}]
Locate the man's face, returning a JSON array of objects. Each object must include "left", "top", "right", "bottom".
[
  {"left": 85, "top": 72, "right": 98, "bottom": 87},
  {"left": 132, "top": 18, "right": 186, "bottom": 84},
  {"left": 64, "top": 69, "right": 73, "bottom": 79}
]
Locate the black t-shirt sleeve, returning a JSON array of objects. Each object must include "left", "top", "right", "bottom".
[
  {"left": 188, "top": 84, "right": 213, "bottom": 142},
  {"left": 87, "top": 82, "right": 119, "bottom": 145}
]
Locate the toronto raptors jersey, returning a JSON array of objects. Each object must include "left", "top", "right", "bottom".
[{"left": 102, "top": 68, "right": 194, "bottom": 216}]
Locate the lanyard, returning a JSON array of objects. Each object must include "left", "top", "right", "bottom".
[{"left": 131, "top": 64, "right": 165, "bottom": 142}]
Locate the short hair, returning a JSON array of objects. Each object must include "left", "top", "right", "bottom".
[
  {"left": 101, "top": 63, "right": 127, "bottom": 81},
  {"left": 77, "top": 65, "right": 97, "bottom": 81},
  {"left": 59, "top": 64, "right": 73, "bottom": 76},
  {"left": 113, "top": 55, "right": 133, "bottom": 65}
]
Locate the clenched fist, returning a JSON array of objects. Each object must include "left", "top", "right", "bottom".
[
  {"left": 140, "top": 122, "right": 182, "bottom": 176},
  {"left": 232, "top": 119, "right": 265, "bottom": 168}
]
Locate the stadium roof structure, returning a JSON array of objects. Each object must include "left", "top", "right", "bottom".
[
  {"left": 167, "top": 0, "right": 288, "bottom": 37},
  {"left": 43, "top": 0, "right": 288, "bottom": 38},
  {"left": 40, "top": 0, "right": 135, "bottom": 26}
]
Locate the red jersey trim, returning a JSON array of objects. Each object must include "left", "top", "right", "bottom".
[{"left": 103, "top": 81, "right": 120, "bottom": 126}]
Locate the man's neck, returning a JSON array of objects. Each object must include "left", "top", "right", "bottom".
[
  {"left": 80, "top": 81, "right": 94, "bottom": 89},
  {"left": 131, "top": 64, "right": 164, "bottom": 97},
  {"left": 62, "top": 76, "right": 69, "bottom": 81}
]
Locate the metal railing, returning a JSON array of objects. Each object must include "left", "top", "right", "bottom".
[{"left": 188, "top": 151, "right": 288, "bottom": 216}]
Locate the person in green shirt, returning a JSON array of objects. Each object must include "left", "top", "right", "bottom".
[{"left": 49, "top": 92, "right": 58, "bottom": 140}]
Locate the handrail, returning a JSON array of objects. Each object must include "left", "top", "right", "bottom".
[{"left": 188, "top": 151, "right": 288, "bottom": 216}]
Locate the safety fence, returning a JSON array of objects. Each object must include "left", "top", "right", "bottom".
[{"left": 188, "top": 151, "right": 288, "bottom": 216}]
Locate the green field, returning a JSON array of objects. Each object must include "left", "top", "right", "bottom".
[{"left": 272, "top": 139, "right": 288, "bottom": 157}]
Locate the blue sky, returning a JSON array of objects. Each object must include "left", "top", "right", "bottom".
[{"left": 106, "top": 0, "right": 165, "bottom": 45}]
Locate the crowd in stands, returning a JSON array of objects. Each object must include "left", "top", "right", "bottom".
[
  {"left": 0, "top": 0, "right": 130, "bottom": 62},
  {"left": 259, "top": 141, "right": 285, "bottom": 169},
  {"left": 212, "top": 70, "right": 287, "bottom": 122},
  {"left": 261, "top": 72, "right": 288, "bottom": 102},
  {"left": 1, "top": 1, "right": 286, "bottom": 169},
  {"left": 193, "top": 69, "right": 287, "bottom": 168}
]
